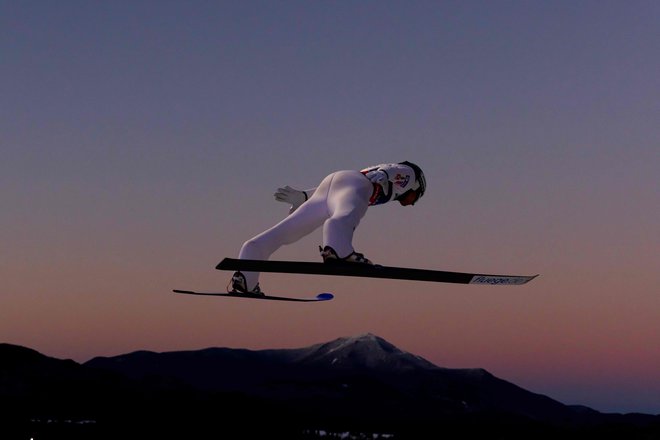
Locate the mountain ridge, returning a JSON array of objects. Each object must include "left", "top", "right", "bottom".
[{"left": 2, "top": 335, "right": 658, "bottom": 438}]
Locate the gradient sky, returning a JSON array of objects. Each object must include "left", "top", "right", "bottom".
[{"left": 2, "top": 1, "right": 658, "bottom": 414}]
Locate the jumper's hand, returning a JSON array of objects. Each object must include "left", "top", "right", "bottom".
[
  {"left": 365, "top": 170, "right": 390, "bottom": 196},
  {"left": 274, "top": 185, "right": 307, "bottom": 214}
]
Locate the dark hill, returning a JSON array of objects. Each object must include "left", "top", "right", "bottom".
[
  {"left": 85, "top": 333, "right": 574, "bottom": 423},
  {"left": 2, "top": 335, "right": 658, "bottom": 439}
]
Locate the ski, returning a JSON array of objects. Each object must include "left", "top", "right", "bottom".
[
  {"left": 216, "top": 258, "right": 538, "bottom": 285},
  {"left": 173, "top": 289, "right": 334, "bottom": 302}
]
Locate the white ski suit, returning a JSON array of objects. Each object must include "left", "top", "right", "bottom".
[{"left": 237, "top": 163, "right": 421, "bottom": 290}]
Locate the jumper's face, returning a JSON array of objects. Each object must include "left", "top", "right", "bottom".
[{"left": 397, "top": 189, "right": 420, "bottom": 206}]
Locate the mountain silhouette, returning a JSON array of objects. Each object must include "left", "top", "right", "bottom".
[
  {"left": 85, "top": 333, "right": 573, "bottom": 422},
  {"left": 2, "top": 335, "right": 658, "bottom": 439}
]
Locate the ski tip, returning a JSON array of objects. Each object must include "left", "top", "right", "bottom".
[
  {"left": 521, "top": 274, "right": 540, "bottom": 284},
  {"left": 316, "top": 292, "right": 334, "bottom": 301},
  {"left": 173, "top": 289, "right": 194, "bottom": 294}
]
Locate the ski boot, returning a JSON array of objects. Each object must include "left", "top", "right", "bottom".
[
  {"left": 228, "top": 271, "right": 264, "bottom": 296},
  {"left": 320, "top": 246, "right": 373, "bottom": 265}
]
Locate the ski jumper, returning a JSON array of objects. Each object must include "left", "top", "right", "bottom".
[{"left": 237, "top": 164, "right": 420, "bottom": 290}]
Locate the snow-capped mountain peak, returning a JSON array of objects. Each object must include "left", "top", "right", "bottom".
[{"left": 295, "top": 333, "right": 438, "bottom": 371}]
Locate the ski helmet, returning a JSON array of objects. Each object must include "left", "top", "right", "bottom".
[{"left": 400, "top": 161, "right": 426, "bottom": 204}]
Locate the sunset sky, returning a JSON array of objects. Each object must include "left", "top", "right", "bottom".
[{"left": 2, "top": 1, "right": 658, "bottom": 414}]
